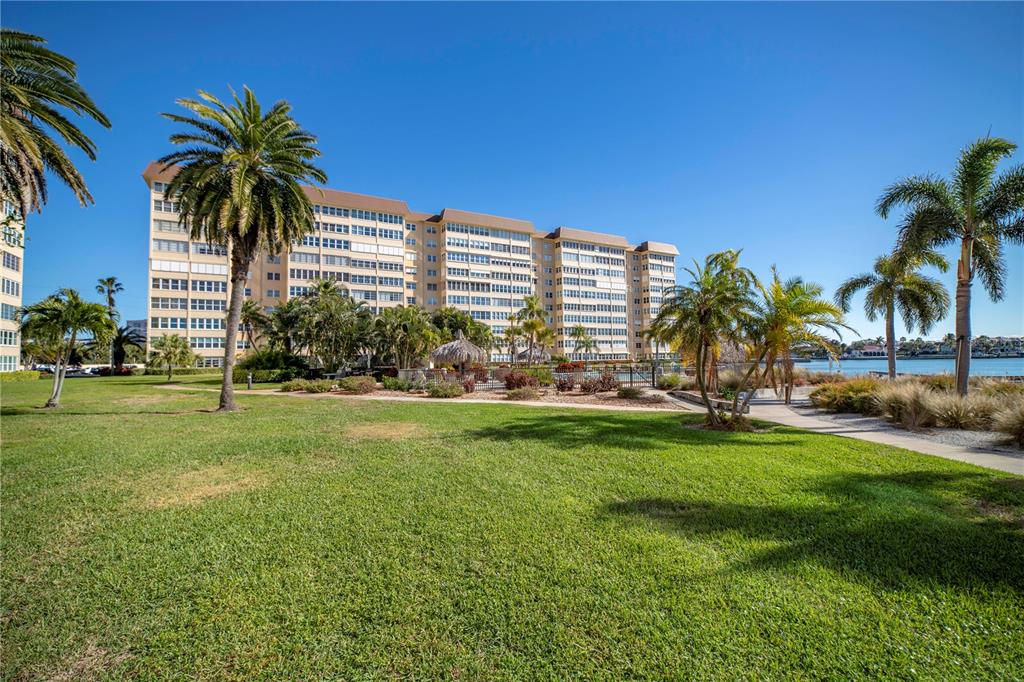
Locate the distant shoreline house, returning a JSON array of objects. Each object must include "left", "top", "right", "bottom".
[{"left": 847, "top": 344, "right": 887, "bottom": 358}]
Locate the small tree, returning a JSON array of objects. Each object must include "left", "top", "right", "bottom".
[
  {"left": 150, "top": 334, "right": 195, "bottom": 381},
  {"left": 19, "top": 288, "right": 114, "bottom": 408}
]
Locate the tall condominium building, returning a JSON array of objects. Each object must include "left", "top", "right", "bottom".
[
  {"left": 143, "top": 162, "right": 678, "bottom": 366},
  {"left": 0, "top": 203, "right": 25, "bottom": 371}
]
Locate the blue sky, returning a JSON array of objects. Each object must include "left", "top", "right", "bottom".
[{"left": 7, "top": 1, "right": 1023, "bottom": 340}]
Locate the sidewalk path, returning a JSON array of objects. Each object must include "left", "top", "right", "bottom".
[{"left": 748, "top": 400, "right": 1023, "bottom": 475}]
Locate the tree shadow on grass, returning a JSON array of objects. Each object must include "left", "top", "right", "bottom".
[
  {"left": 603, "top": 470, "right": 1024, "bottom": 591},
  {"left": 465, "top": 412, "right": 802, "bottom": 451}
]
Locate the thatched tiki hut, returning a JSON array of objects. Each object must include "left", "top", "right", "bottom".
[{"left": 430, "top": 330, "right": 488, "bottom": 377}]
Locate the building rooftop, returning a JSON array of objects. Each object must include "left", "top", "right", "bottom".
[
  {"left": 635, "top": 240, "right": 680, "bottom": 255},
  {"left": 546, "top": 226, "right": 631, "bottom": 249},
  {"left": 438, "top": 208, "right": 535, "bottom": 233}
]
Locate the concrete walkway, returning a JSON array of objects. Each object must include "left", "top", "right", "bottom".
[{"left": 748, "top": 399, "right": 1023, "bottom": 475}]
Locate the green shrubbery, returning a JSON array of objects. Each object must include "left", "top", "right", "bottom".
[
  {"left": 555, "top": 376, "right": 575, "bottom": 393},
  {"left": 657, "top": 373, "right": 681, "bottom": 390},
  {"left": 993, "top": 402, "right": 1024, "bottom": 447},
  {"left": 427, "top": 382, "right": 464, "bottom": 398},
  {"left": 143, "top": 367, "right": 220, "bottom": 376},
  {"left": 929, "top": 393, "right": 999, "bottom": 430},
  {"left": 231, "top": 368, "right": 301, "bottom": 384},
  {"left": 279, "top": 379, "right": 335, "bottom": 393},
  {"left": 0, "top": 370, "right": 42, "bottom": 382},
  {"left": 506, "top": 386, "right": 540, "bottom": 401},
  {"left": 809, "top": 378, "right": 881, "bottom": 414},
  {"left": 616, "top": 386, "right": 644, "bottom": 400},
  {"left": 874, "top": 382, "right": 935, "bottom": 430},
  {"left": 338, "top": 376, "right": 377, "bottom": 394},
  {"left": 504, "top": 371, "right": 540, "bottom": 390},
  {"left": 382, "top": 376, "right": 414, "bottom": 392}
]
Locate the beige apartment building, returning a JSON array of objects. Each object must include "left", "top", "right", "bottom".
[
  {"left": 1, "top": 203, "right": 25, "bottom": 371},
  {"left": 143, "top": 162, "right": 678, "bottom": 366}
]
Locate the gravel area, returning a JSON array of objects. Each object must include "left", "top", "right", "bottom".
[{"left": 792, "top": 404, "right": 1022, "bottom": 456}]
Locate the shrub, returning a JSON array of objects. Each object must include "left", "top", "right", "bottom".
[
  {"left": 657, "top": 373, "right": 681, "bottom": 390},
  {"left": 97, "top": 367, "right": 133, "bottom": 377},
  {"left": 809, "top": 377, "right": 880, "bottom": 414},
  {"left": 232, "top": 367, "right": 300, "bottom": 384},
  {"left": 677, "top": 374, "right": 697, "bottom": 390},
  {"left": 427, "top": 382, "right": 464, "bottom": 398},
  {"left": 382, "top": 376, "right": 413, "bottom": 392},
  {"left": 617, "top": 386, "right": 644, "bottom": 399},
  {"left": 555, "top": 376, "right": 575, "bottom": 393},
  {"left": 279, "top": 379, "right": 309, "bottom": 392},
  {"left": 522, "top": 368, "right": 554, "bottom": 386},
  {"left": 338, "top": 376, "right": 377, "bottom": 394},
  {"left": 596, "top": 371, "right": 620, "bottom": 392},
  {"left": 928, "top": 393, "right": 999, "bottom": 430},
  {"left": 992, "top": 402, "right": 1024, "bottom": 447},
  {"left": 143, "top": 367, "right": 220, "bottom": 376},
  {"left": 976, "top": 379, "right": 1024, "bottom": 399},
  {"left": 506, "top": 386, "right": 539, "bottom": 401},
  {"left": 237, "top": 348, "right": 307, "bottom": 373},
  {"left": 918, "top": 373, "right": 955, "bottom": 392},
  {"left": 504, "top": 370, "right": 539, "bottom": 390},
  {"left": 556, "top": 361, "right": 586, "bottom": 373},
  {"left": 304, "top": 380, "right": 336, "bottom": 393},
  {"left": 875, "top": 381, "right": 936, "bottom": 430},
  {"left": 0, "top": 370, "right": 42, "bottom": 382},
  {"left": 462, "top": 377, "right": 476, "bottom": 393},
  {"left": 718, "top": 369, "right": 746, "bottom": 392},
  {"left": 579, "top": 377, "right": 600, "bottom": 394}
]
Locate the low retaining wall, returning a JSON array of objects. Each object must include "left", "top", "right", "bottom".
[{"left": 668, "top": 390, "right": 749, "bottom": 414}]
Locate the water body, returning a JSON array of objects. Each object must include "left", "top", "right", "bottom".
[{"left": 798, "top": 357, "right": 1024, "bottom": 377}]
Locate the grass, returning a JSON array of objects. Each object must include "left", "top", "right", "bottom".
[{"left": 2, "top": 376, "right": 1022, "bottom": 680}]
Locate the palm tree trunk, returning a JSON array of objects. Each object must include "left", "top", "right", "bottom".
[
  {"left": 885, "top": 303, "right": 897, "bottom": 380},
  {"left": 45, "top": 354, "right": 63, "bottom": 408},
  {"left": 731, "top": 347, "right": 766, "bottom": 420},
  {"left": 219, "top": 251, "right": 249, "bottom": 412},
  {"left": 695, "top": 342, "right": 719, "bottom": 425},
  {"left": 954, "top": 241, "right": 972, "bottom": 396}
]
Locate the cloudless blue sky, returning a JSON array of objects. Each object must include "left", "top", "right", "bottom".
[{"left": 7, "top": 1, "right": 1023, "bottom": 339}]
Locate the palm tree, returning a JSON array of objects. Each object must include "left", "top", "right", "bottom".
[
  {"left": 653, "top": 250, "right": 755, "bottom": 425},
  {"left": 94, "top": 276, "right": 123, "bottom": 315},
  {"left": 502, "top": 323, "right": 522, "bottom": 365},
  {"left": 877, "top": 137, "right": 1024, "bottom": 395},
  {"left": 87, "top": 324, "right": 144, "bottom": 372},
  {"left": 373, "top": 305, "right": 436, "bottom": 370},
  {"left": 0, "top": 29, "right": 111, "bottom": 216},
  {"left": 266, "top": 298, "right": 305, "bottom": 355},
  {"left": 752, "top": 269, "right": 852, "bottom": 405},
  {"left": 515, "top": 294, "right": 548, "bottom": 366},
  {"left": 240, "top": 300, "right": 269, "bottom": 352},
  {"left": 19, "top": 288, "right": 114, "bottom": 408},
  {"left": 835, "top": 251, "right": 950, "bottom": 379},
  {"left": 569, "top": 324, "right": 599, "bottom": 365},
  {"left": 159, "top": 87, "right": 326, "bottom": 411},
  {"left": 149, "top": 334, "right": 196, "bottom": 382}
]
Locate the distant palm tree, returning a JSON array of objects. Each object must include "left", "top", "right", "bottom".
[
  {"left": 19, "top": 288, "right": 114, "bottom": 407},
  {"left": 160, "top": 87, "right": 326, "bottom": 411},
  {"left": 877, "top": 136, "right": 1024, "bottom": 395},
  {"left": 503, "top": 324, "right": 522, "bottom": 365},
  {"left": 0, "top": 29, "right": 111, "bottom": 216},
  {"left": 149, "top": 334, "right": 196, "bottom": 382},
  {"left": 835, "top": 251, "right": 949, "bottom": 379},
  {"left": 515, "top": 294, "right": 548, "bottom": 366},
  {"left": 94, "top": 276, "right": 123, "bottom": 316},
  {"left": 240, "top": 300, "right": 269, "bottom": 352}
]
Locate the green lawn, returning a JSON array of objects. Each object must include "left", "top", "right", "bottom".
[{"left": 2, "top": 376, "right": 1022, "bottom": 680}]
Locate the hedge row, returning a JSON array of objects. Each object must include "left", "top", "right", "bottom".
[
  {"left": 142, "top": 367, "right": 222, "bottom": 376},
  {"left": 232, "top": 367, "right": 304, "bottom": 384},
  {"left": 0, "top": 370, "right": 42, "bottom": 382}
]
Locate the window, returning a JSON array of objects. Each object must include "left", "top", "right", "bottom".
[
  {"left": 322, "top": 238, "right": 348, "bottom": 250},
  {"left": 193, "top": 243, "right": 227, "bottom": 256},
  {"left": 151, "top": 297, "right": 187, "bottom": 310},
  {"left": 191, "top": 298, "right": 226, "bottom": 311},
  {"left": 151, "top": 317, "right": 186, "bottom": 329},
  {"left": 152, "top": 259, "right": 189, "bottom": 273},
  {"left": 0, "top": 355, "right": 17, "bottom": 372},
  {"left": 351, "top": 225, "right": 377, "bottom": 237},
  {"left": 153, "top": 199, "right": 180, "bottom": 213},
  {"left": 153, "top": 219, "right": 186, "bottom": 234},
  {"left": 265, "top": 289, "right": 281, "bottom": 298},
  {"left": 0, "top": 329, "right": 18, "bottom": 346},
  {"left": 2, "top": 277, "right": 20, "bottom": 297},
  {"left": 192, "top": 280, "right": 227, "bottom": 293},
  {"left": 381, "top": 229, "right": 403, "bottom": 240},
  {"left": 289, "top": 268, "right": 320, "bottom": 280},
  {"left": 406, "top": 296, "right": 416, "bottom": 305},
  {"left": 267, "top": 272, "right": 281, "bottom": 281},
  {"left": 267, "top": 255, "right": 282, "bottom": 264},
  {"left": 153, "top": 239, "right": 187, "bottom": 253},
  {"left": 153, "top": 277, "right": 187, "bottom": 291},
  {"left": 289, "top": 286, "right": 310, "bottom": 297},
  {"left": 190, "top": 318, "right": 225, "bottom": 330},
  {"left": 2, "top": 251, "right": 20, "bottom": 272},
  {"left": 1, "top": 303, "right": 17, "bottom": 320},
  {"left": 190, "top": 336, "right": 225, "bottom": 349},
  {"left": 290, "top": 252, "right": 320, "bottom": 264},
  {"left": 191, "top": 262, "right": 227, "bottom": 275}
]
